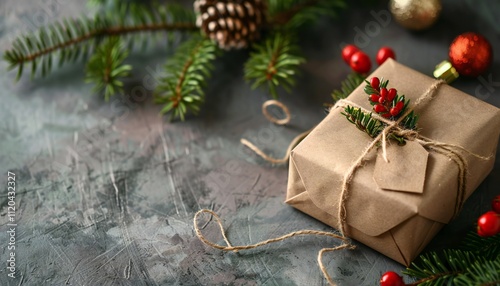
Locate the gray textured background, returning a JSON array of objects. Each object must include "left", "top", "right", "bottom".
[{"left": 0, "top": 1, "right": 499, "bottom": 285}]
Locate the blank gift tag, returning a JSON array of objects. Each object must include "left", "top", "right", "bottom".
[{"left": 373, "top": 141, "right": 429, "bottom": 194}]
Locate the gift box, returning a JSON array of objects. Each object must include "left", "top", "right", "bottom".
[{"left": 285, "top": 59, "right": 500, "bottom": 266}]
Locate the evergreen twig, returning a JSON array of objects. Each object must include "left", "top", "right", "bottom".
[
  {"left": 331, "top": 73, "right": 365, "bottom": 102},
  {"left": 154, "top": 37, "right": 219, "bottom": 121},
  {"left": 403, "top": 232, "right": 500, "bottom": 285},
  {"left": 244, "top": 33, "right": 304, "bottom": 98},
  {"left": 268, "top": 0, "right": 346, "bottom": 28},
  {"left": 85, "top": 37, "right": 131, "bottom": 101},
  {"left": 3, "top": 3, "right": 196, "bottom": 80},
  {"left": 341, "top": 106, "right": 384, "bottom": 138}
]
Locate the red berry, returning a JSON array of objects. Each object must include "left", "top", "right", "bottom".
[
  {"left": 390, "top": 107, "right": 401, "bottom": 117},
  {"left": 477, "top": 211, "right": 500, "bottom": 237},
  {"left": 350, "top": 51, "right": 372, "bottom": 74},
  {"left": 492, "top": 195, "right": 500, "bottom": 214},
  {"left": 374, "top": 104, "right": 387, "bottom": 113},
  {"left": 380, "top": 88, "right": 388, "bottom": 98},
  {"left": 387, "top": 88, "right": 397, "bottom": 102},
  {"left": 371, "top": 77, "right": 380, "bottom": 90},
  {"left": 380, "top": 271, "right": 405, "bottom": 286},
  {"left": 370, "top": 94, "right": 380, "bottom": 103},
  {"left": 395, "top": 101, "right": 404, "bottom": 111},
  {"left": 376, "top": 47, "right": 396, "bottom": 65},
  {"left": 382, "top": 113, "right": 392, "bottom": 118},
  {"left": 378, "top": 88, "right": 387, "bottom": 103},
  {"left": 478, "top": 227, "right": 488, "bottom": 237},
  {"left": 342, "top": 44, "right": 360, "bottom": 64}
]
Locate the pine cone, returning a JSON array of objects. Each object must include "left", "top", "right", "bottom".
[{"left": 194, "top": 0, "right": 267, "bottom": 50}]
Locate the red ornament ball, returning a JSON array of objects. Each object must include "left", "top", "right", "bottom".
[
  {"left": 380, "top": 271, "right": 405, "bottom": 286},
  {"left": 449, "top": 32, "right": 493, "bottom": 77},
  {"left": 350, "top": 51, "right": 372, "bottom": 74},
  {"left": 477, "top": 211, "right": 500, "bottom": 237},
  {"left": 342, "top": 44, "right": 360, "bottom": 64},
  {"left": 376, "top": 47, "right": 396, "bottom": 65},
  {"left": 493, "top": 195, "right": 500, "bottom": 214}
]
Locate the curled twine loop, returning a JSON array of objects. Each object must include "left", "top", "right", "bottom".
[
  {"left": 240, "top": 99, "right": 312, "bottom": 164},
  {"left": 194, "top": 80, "right": 493, "bottom": 285}
]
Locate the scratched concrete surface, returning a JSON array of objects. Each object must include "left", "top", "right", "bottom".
[{"left": 0, "top": 1, "right": 499, "bottom": 285}]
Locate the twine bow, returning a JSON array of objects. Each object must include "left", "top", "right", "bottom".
[{"left": 194, "top": 79, "right": 492, "bottom": 285}]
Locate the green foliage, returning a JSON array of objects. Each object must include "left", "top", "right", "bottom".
[
  {"left": 331, "top": 73, "right": 365, "bottom": 101},
  {"left": 3, "top": 3, "right": 196, "bottom": 81},
  {"left": 268, "top": 0, "right": 346, "bottom": 28},
  {"left": 400, "top": 111, "right": 418, "bottom": 130},
  {"left": 4, "top": 0, "right": 351, "bottom": 118},
  {"left": 244, "top": 33, "right": 305, "bottom": 98},
  {"left": 85, "top": 37, "right": 132, "bottom": 101},
  {"left": 341, "top": 106, "right": 384, "bottom": 138},
  {"left": 403, "top": 232, "right": 500, "bottom": 285},
  {"left": 154, "top": 37, "right": 219, "bottom": 121},
  {"left": 454, "top": 260, "right": 500, "bottom": 286},
  {"left": 461, "top": 231, "right": 500, "bottom": 261}
]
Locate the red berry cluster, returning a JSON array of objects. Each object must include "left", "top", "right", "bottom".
[
  {"left": 380, "top": 271, "right": 405, "bottom": 286},
  {"left": 477, "top": 195, "right": 500, "bottom": 237},
  {"left": 342, "top": 45, "right": 396, "bottom": 74},
  {"left": 367, "top": 77, "right": 405, "bottom": 119}
]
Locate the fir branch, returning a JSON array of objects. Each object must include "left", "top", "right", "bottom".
[
  {"left": 331, "top": 73, "right": 365, "bottom": 102},
  {"left": 403, "top": 250, "right": 477, "bottom": 285},
  {"left": 461, "top": 232, "right": 500, "bottom": 261},
  {"left": 404, "top": 241, "right": 500, "bottom": 286},
  {"left": 454, "top": 260, "right": 500, "bottom": 286},
  {"left": 244, "top": 33, "right": 304, "bottom": 98},
  {"left": 85, "top": 37, "right": 131, "bottom": 101},
  {"left": 341, "top": 106, "right": 384, "bottom": 138},
  {"left": 154, "top": 37, "right": 219, "bottom": 121},
  {"left": 3, "top": 4, "right": 196, "bottom": 80},
  {"left": 268, "top": 0, "right": 346, "bottom": 28}
]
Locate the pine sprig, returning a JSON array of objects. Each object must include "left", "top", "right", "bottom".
[
  {"left": 454, "top": 260, "right": 500, "bottom": 286},
  {"left": 341, "top": 106, "right": 384, "bottom": 138},
  {"left": 244, "top": 33, "right": 305, "bottom": 98},
  {"left": 3, "top": 3, "right": 196, "bottom": 80},
  {"left": 331, "top": 73, "right": 365, "bottom": 102},
  {"left": 403, "top": 250, "right": 473, "bottom": 285},
  {"left": 154, "top": 37, "right": 219, "bottom": 121},
  {"left": 85, "top": 37, "right": 131, "bottom": 101},
  {"left": 268, "top": 0, "right": 346, "bottom": 28},
  {"left": 403, "top": 232, "right": 500, "bottom": 285},
  {"left": 461, "top": 232, "right": 500, "bottom": 260}
]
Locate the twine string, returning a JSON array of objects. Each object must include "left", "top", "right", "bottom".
[
  {"left": 194, "top": 209, "right": 354, "bottom": 286},
  {"left": 241, "top": 99, "right": 311, "bottom": 164}
]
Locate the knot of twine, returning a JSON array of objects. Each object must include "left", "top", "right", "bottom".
[{"left": 194, "top": 79, "right": 492, "bottom": 285}]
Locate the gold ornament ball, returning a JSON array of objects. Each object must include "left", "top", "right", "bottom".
[{"left": 390, "top": 0, "right": 442, "bottom": 31}]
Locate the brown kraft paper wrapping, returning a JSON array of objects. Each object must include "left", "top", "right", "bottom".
[{"left": 285, "top": 59, "right": 500, "bottom": 266}]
